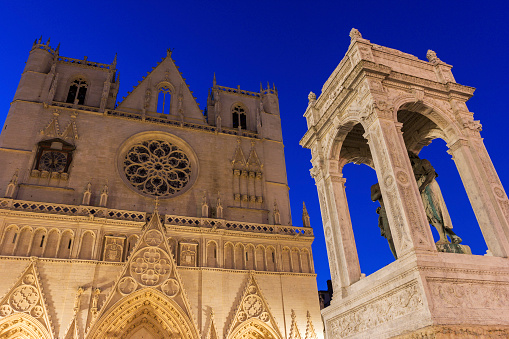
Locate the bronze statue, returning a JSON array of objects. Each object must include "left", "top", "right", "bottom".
[
  {"left": 408, "top": 152, "right": 462, "bottom": 245},
  {"left": 371, "top": 182, "right": 397, "bottom": 259}
]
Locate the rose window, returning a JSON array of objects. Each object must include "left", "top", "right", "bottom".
[{"left": 123, "top": 140, "right": 192, "bottom": 197}]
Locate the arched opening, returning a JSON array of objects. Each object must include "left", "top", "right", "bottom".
[
  {"left": 14, "top": 226, "right": 32, "bottom": 257},
  {"left": 1, "top": 225, "right": 18, "bottom": 255},
  {"left": 266, "top": 246, "right": 276, "bottom": 271},
  {"left": 291, "top": 248, "right": 301, "bottom": 273},
  {"left": 232, "top": 104, "right": 247, "bottom": 130},
  {"left": 234, "top": 244, "right": 244, "bottom": 270},
  {"left": 58, "top": 230, "right": 74, "bottom": 259},
  {"left": 245, "top": 244, "right": 255, "bottom": 270},
  {"left": 30, "top": 228, "right": 47, "bottom": 257},
  {"left": 0, "top": 313, "right": 52, "bottom": 339},
  {"left": 255, "top": 245, "right": 265, "bottom": 271},
  {"left": 78, "top": 231, "right": 95, "bottom": 260},
  {"left": 66, "top": 77, "right": 88, "bottom": 105},
  {"left": 43, "top": 229, "right": 59, "bottom": 258},
  {"left": 157, "top": 86, "right": 172, "bottom": 114},
  {"left": 301, "top": 249, "right": 311, "bottom": 273},
  {"left": 228, "top": 319, "right": 282, "bottom": 339},
  {"left": 87, "top": 289, "right": 199, "bottom": 339},
  {"left": 206, "top": 241, "right": 218, "bottom": 268},
  {"left": 282, "top": 247, "right": 291, "bottom": 272},
  {"left": 224, "top": 242, "right": 234, "bottom": 269},
  {"left": 397, "top": 105, "right": 486, "bottom": 254}
]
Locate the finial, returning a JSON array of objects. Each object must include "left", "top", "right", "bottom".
[
  {"left": 46, "top": 37, "right": 50, "bottom": 46},
  {"left": 260, "top": 82, "right": 263, "bottom": 93},
  {"left": 349, "top": 28, "right": 362, "bottom": 41},
  {"left": 302, "top": 202, "right": 311, "bottom": 227},
  {"left": 308, "top": 91, "right": 316, "bottom": 104},
  {"left": 213, "top": 72, "right": 217, "bottom": 86},
  {"left": 112, "top": 53, "right": 117, "bottom": 67},
  {"left": 154, "top": 196, "right": 159, "bottom": 212},
  {"left": 33, "top": 39, "right": 37, "bottom": 46},
  {"left": 167, "top": 48, "right": 173, "bottom": 58},
  {"left": 267, "top": 81, "right": 270, "bottom": 91},
  {"left": 426, "top": 50, "right": 441, "bottom": 64},
  {"left": 38, "top": 35, "right": 42, "bottom": 44},
  {"left": 55, "top": 43, "right": 60, "bottom": 55}
]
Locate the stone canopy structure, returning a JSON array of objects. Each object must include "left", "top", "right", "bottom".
[
  {"left": 0, "top": 38, "right": 323, "bottom": 339},
  {"left": 301, "top": 29, "right": 509, "bottom": 338}
]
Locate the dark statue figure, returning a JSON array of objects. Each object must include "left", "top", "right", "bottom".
[
  {"left": 371, "top": 182, "right": 397, "bottom": 259},
  {"left": 408, "top": 152, "right": 462, "bottom": 245}
]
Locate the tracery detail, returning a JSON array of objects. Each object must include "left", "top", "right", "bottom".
[{"left": 123, "top": 140, "right": 191, "bottom": 197}]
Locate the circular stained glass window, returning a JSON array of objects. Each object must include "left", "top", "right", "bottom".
[{"left": 123, "top": 140, "right": 192, "bottom": 197}]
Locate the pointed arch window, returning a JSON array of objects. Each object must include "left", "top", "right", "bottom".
[
  {"left": 232, "top": 104, "right": 247, "bottom": 129},
  {"left": 157, "top": 86, "right": 172, "bottom": 114},
  {"left": 66, "top": 78, "right": 88, "bottom": 105}
]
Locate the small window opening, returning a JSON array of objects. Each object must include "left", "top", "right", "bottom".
[
  {"left": 12, "top": 233, "right": 17, "bottom": 243},
  {"left": 214, "top": 248, "right": 217, "bottom": 258},
  {"left": 157, "top": 86, "right": 171, "bottom": 114},
  {"left": 127, "top": 242, "right": 132, "bottom": 255},
  {"left": 232, "top": 105, "right": 247, "bottom": 129},
  {"left": 245, "top": 251, "right": 248, "bottom": 261},
  {"left": 68, "top": 239, "right": 72, "bottom": 249},
  {"left": 40, "top": 235, "right": 45, "bottom": 247},
  {"left": 272, "top": 252, "right": 275, "bottom": 262},
  {"left": 66, "top": 78, "right": 88, "bottom": 105}
]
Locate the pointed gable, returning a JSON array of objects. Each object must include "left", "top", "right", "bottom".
[
  {"left": 226, "top": 274, "right": 283, "bottom": 339},
  {"left": 87, "top": 206, "right": 200, "bottom": 338},
  {"left": 232, "top": 139, "right": 247, "bottom": 170},
  {"left": 41, "top": 114, "right": 60, "bottom": 138},
  {"left": 60, "top": 119, "right": 78, "bottom": 141},
  {"left": 246, "top": 140, "right": 262, "bottom": 172},
  {"left": 0, "top": 260, "right": 55, "bottom": 339},
  {"left": 117, "top": 51, "right": 205, "bottom": 123}
]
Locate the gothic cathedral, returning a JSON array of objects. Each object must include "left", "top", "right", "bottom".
[{"left": 0, "top": 38, "right": 322, "bottom": 339}]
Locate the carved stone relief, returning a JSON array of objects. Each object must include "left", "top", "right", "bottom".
[
  {"left": 102, "top": 236, "right": 125, "bottom": 262},
  {"left": 179, "top": 242, "right": 198, "bottom": 267}
]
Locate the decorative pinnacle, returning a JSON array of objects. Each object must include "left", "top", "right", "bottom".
[
  {"left": 426, "top": 50, "right": 441, "bottom": 64},
  {"left": 167, "top": 48, "right": 173, "bottom": 58},
  {"left": 213, "top": 72, "right": 217, "bottom": 86},
  {"left": 349, "top": 28, "right": 362, "bottom": 41},
  {"left": 112, "top": 53, "right": 117, "bottom": 67},
  {"left": 308, "top": 91, "right": 316, "bottom": 103}
]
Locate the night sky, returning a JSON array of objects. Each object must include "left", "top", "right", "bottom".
[{"left": 1, "top": 1, "right": 509, "bottom": 290}]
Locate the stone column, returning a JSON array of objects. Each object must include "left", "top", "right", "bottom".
[
  {"left": 315, "top": 169, "right": 361, "bottom": 297},
  {"left": 448, "top": 138, "right": 509, "bottom": 257},
  {"left": 364, "top": 118, "right": 435, "bottom": 257}
]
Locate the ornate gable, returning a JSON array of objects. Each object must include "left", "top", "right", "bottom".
[
  {"left": 117, "top": 50, "right": 205, "bottom": 122},
  {"left": 86, "top": 206, "right": 200, "bottom": 339},
  {"left": 226, "top": 274, "right": 283, "bottom": 339},
  {"left": 232, "top": 139, "right": 247, "bottom": 170},
  {"left": 0, "top": 259, "right": 55, "bottom": 339},
  {"left": 246, "top": 141, "right": 262, "bottom": 172}
]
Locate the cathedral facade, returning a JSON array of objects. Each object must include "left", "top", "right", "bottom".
[{"left": 0, "top": 38, "right": 322, "bottom": 339}]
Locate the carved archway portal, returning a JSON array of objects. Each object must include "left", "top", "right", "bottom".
[
  {"left": 228, "top": 319, "right": 282, "bottom": 339},
  {"left": 87, "top": 289, "right": 199, "bottom": 339},
  {"left": 0, "top": 313, "right": 53, "bottom": 339}
]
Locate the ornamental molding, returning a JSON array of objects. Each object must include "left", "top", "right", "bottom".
[
  {"left": 327, "top": 282, "right": 423, "bottom": 338},
  {"left": 0, "top": 259, "right": 55, "bottom": 339},
  {"left": 226, "top": 273, "right": 283, "bottom": 339}
]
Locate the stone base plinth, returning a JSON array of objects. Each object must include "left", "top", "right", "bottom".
[
  {"left": 394, "top": 325, "right": 509, "bottom": 338},
  {"left": 322, "top": 251, "right": 509, "bottom": 338}
]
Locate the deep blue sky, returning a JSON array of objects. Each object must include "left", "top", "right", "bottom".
[{"left": 1, "top": 1, "right": 509, "bottom": 290}]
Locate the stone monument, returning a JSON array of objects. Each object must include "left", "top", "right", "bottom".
[{"left": 301, "top": 28, "right": 509, "bottom": 338}]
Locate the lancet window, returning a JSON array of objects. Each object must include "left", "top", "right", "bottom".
[
  {"left": 232, "top": 104, "right": 247, "bottom": 129},
  {"left": 157, "top": 86, "right": 172, "bottom": 114},
  {"left": 66, "top": 77, "right": 88, "bottom": 105}
]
